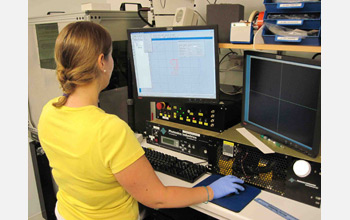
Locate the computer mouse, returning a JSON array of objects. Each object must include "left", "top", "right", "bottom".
[
  {"left": 226, "top": 183, "right": 246, "bottom": 197},
  {"left": 238, "top": 183, "right": 246, "bottom": 192},
  {"left": 239, "top": 183, "right": 246, "bottom": 191}
]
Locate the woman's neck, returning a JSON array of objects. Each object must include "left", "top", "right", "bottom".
[{"left": 64, "top": 81, "right": 101, "bottom": 107}]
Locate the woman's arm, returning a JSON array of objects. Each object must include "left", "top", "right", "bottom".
[{"left": 114, "top": 155, "right": 214, "bottom": 209}]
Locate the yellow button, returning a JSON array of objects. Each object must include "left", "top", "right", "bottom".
[
  {"left": 193, "top": 120, "right": 197, "bottom": 124},
  {"left": 159, "top": 113, "right": 163, "bottom": 116},
  {"left": 199, "top": 121, "right": 203, "bottom": 125},
  {"left": 223, "top": 141, "right": 234, "bottom": 147},
  {"left": 186, "top": 119, "right": 191, "bottom": 122},
  {"left": 190, "top": 112, "right": 194, "bottom": 116},
  {"left": 204, "top": 122, "right": 208, "bottom": 126},
  {"left": 180, "top": 117, "right": 184, "bottom": 120},
  {"left": 198, "top": 113, "right": 204, "bottom": 116}
]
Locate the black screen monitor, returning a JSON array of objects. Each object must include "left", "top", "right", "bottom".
[
  {"left": 127, "top": 25, "right": 219, "bottom": 103},
  {"left": 242, "top": 51, "right": 321, "bottom": 158}
]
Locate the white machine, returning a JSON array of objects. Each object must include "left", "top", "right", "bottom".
[
  {"left": 173, "top": 7, "right": 198, "bottom": 26},
  {"left": 151, "top": 0, "right": 195, "bottom": 27},
  {"left": 230, "top": 21, "right": 253, "bottom": 44}
]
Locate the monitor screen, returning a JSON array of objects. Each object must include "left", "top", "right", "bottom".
[
  {"left": 242, "top": 51, "right": 321, "bottom": 158},
  {"left": 127, "top": 25, "right": 219, "bottom": 103}
]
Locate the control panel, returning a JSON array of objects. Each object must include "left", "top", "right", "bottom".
[
  {"left": 146, "top": 121, "right": 216, "bottom": 160},
  {"left": 155, "top": 98, "right": 241, "bottom": 132}
]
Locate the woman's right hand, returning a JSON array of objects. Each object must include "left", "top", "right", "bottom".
[{"left": 208, "top": 175, "right": 245, "bottom": 200}]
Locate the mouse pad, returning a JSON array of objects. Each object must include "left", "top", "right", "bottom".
[{"left": 194, "top": 174, "right": 261, "bottom": 212}]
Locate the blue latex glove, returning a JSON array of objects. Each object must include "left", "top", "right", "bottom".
[{"left": 208, "top": 175, "right": 245, "bottom": 200}]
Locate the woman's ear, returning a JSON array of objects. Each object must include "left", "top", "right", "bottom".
[{"left": 97, "top": 53, "right": 105, "bottom": 72}]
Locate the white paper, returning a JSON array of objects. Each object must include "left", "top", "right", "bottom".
[{"left": 236, "top": 128, "right": 274, "bottom": 154}]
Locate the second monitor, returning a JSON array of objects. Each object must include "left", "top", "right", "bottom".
[
  {"left": 127, "top": 25, "right": 220, "bottom": 104},
  {"left": 242, "top": 51, "right": 321, "bottom": 158}
]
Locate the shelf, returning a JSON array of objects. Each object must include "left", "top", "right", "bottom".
[
  {"left": 219, "top": 43, "right": 255, "bottom": 50},
  {"left": 219, "top": 43, "right": 321, "bottom": 53}
]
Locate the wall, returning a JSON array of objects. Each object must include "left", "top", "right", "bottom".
[
  {"left": 29, "top": 0, "right": 266, "bottom": 21},
  {"left": 28, "top": 0, "right": 107, "bottom": 18}
]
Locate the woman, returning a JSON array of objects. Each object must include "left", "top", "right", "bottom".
[{"left": 38, "top": 21, "right": 244, "bottom": 220}]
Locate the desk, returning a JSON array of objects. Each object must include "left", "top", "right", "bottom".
[{"left": 142, "top": 140, "right": 321, "bottom": 220}]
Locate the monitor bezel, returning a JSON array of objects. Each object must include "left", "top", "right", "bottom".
[
  {"left": 127, "top": 25, "right": 220, "bottom": 104},
  {"left": 241, "top": 51, "right": 321, "bottom": 158}
]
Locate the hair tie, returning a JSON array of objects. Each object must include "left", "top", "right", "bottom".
[{"left": 63, "top": 93, "right": 69, "bottom": 98}]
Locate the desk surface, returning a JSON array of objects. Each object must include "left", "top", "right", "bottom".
[{"left": 142, "top": 140, "right": 321, "bottom": 220}]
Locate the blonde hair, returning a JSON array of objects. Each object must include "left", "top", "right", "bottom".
[{"left": 52, "top": 21, "right": 112, "bottom": 107}]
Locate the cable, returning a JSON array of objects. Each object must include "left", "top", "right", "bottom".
[
  {"left": 220, "top": 64, "right": 241, "bottom": 72},
  {"left": 206, "top": 0, "right": 211, "bottom": 4},
  {"left": 206, "top": 0, "right": 218, "bottom": 4},
  {"left": 219, "top": 51, "right": 238, "bottom": 64},
  {"left": 137, "top": 8, "right": 154, "bottom": 27},
  {"left": 240, "top": 152, "right": 250, "bottom": 178},
  {"left": 194, "top": 10, "right": 207, "bottom": 24},
  {"left": 160, "top": 0, "right": 166, "bottom": 9},
  {"left": 312, "top": 53, "right": 321, "bottom": 59},
  {"left": 220, "top": 86, "right": 242, "bottom": 96}
]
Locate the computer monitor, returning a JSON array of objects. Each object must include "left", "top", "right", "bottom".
[
  {"left": 242, "top": 51, "right": 321, "bottom": 158},
  {"left": 127, "top": 25, "right": 219, "bottom": 103}
]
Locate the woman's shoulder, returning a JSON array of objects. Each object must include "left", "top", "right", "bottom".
[
  {"left": 97, "top": 113, "right": 133, "bottom": 141},
  {"left": 44, "top": 97, "right": 60, "bottom": 107},
  {"left": 41, "top": 97, "right": 60, "bottom": 113},
  {"left": 100, "top": 113, "right": 127, "bottom": 128}
]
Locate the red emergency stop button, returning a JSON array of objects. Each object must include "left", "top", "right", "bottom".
[{"left": 156, "top": 102, "right": 166, "bottom": 110}]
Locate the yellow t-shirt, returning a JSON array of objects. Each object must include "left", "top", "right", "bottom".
[{"left": 38, "top": 97, "right": 145, "bottom": 220}]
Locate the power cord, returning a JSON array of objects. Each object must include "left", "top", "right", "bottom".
[
  {"left": 160, "top": 0, "right": 166, "bottom": 9},
  {"left": 219, "top": 51, "right": 238, "bottom": 64},
  {"left": 137, "top": 7, "right": 154, "bottom": 27},
  {"left": 220, "top": 64, "right": 241, "bottom": 72},
  {"left": 220, "top": 85, "right": 242, "bottom": 96},
  {"left": 194, "top": 10, "right": 207, "bottom": 24},
  {"left": 206, "top": 0, "right": 218, "bottom": 4}
]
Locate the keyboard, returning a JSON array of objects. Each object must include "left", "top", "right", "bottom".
[{"left": 143, "top": 147, "right": 208, "bottom": 183}]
